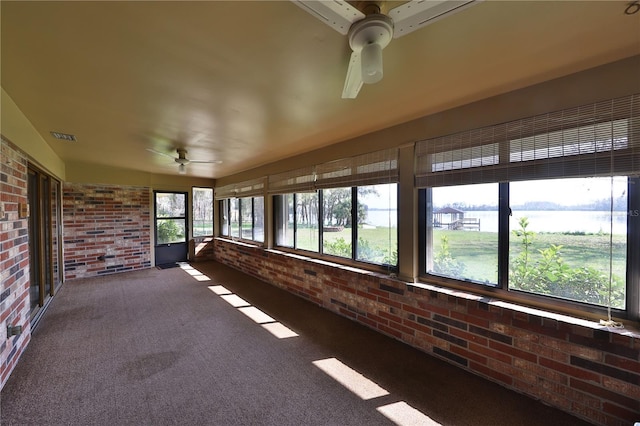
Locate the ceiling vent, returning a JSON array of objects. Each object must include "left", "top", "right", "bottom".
[{"left": 50, "top": 131, "right": 77, "bottom": 142}]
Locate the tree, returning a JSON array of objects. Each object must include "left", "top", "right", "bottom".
[{"left": 321, "top": 187, "right": 380, "bottom": 227}]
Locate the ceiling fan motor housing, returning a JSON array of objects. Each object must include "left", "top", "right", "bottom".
[
  {"left": 348, "top": 14, "right": 393, "bottom": 84},
  {"left": 175, "top": 148, "right": 190, "bottom": 164}
]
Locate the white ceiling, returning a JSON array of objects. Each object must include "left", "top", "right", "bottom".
[{"left": 2, "top": 1, "right": 639, "bottom": 178}]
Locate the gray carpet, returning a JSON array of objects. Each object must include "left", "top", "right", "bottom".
[{"left": 1, "top": 261, "right": 590, "bottom": 426}]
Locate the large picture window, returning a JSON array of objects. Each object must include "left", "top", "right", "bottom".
[{"left": 509, "top": 177, "right": 627, "bottom": 308}]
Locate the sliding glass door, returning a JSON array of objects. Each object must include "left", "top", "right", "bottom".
[{"left": 28, "top": 165, "right": 62, "bottom": 320}]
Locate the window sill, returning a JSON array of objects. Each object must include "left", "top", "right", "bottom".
[
  {"left": 411, "top": 278, "right": 640, "bottom": 338},
  {"left": 215, "top": 236, "right": 264, "bottom": 248}
]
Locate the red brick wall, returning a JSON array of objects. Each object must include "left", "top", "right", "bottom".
[
  {"left": 0, "top": 138, "right": 31, "bottom": 389},
  {"left": 214, "top": 238, "right": 640, "bottom": 426},
  {"left": 191, "top": 237, "right": 214, "bottom": 262},
  {"left": 63, "top": 183, "right": 151, "bottom": 279}
]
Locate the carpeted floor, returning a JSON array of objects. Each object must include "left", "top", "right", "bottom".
[{"left": 1, "top": 261, "right": 591, "bottom": 426}]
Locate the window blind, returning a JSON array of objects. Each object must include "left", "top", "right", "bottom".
[
  {"left": 267, "top": 148, "right": 399, "bottom": 194},
  {"left": 215, "top": 177, "right": 265, "bottom": 200},
  {"left": 415, "top": 94, "right": 640, "bottom": 188},
  {"left": 267, "top": 166, "right": 316, "bottom": 194},
  {"left": 314, "top": 148, "right": 399, "bottom": 189}
]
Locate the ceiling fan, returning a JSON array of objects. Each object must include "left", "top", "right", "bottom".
[
  {"left": 147, "top": 148, "right": 222, "bottom": 174},
  {"left": 292, "top": 0, "right": 480, "bottom": 99}
]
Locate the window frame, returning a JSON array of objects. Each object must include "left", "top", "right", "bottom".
[
  {"left": 218, "top": 196, "right": 264, "bottom": 244},
  {"left": 273, "top": 184, "right": 399, "bottom": 272},
  {"left": 419, "top": 177, "right": 638, "bottom": 319}
]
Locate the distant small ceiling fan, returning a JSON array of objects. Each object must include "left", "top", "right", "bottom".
[
  {"left": 147, "top": 148, "right": 222, "bottom": 174},
  {"left": 291, "top": 0, "right": 480, "bottom": 99}
]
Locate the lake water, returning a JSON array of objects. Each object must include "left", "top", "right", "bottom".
[
  {"left": 366, "top": 210, "right": 398, "bottom": 228},
  {"left": 365, "top": 209, "right": 628, "bottom": 235}
]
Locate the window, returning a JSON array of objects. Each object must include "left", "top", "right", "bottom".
[
  {"left": 220, "top": 199, "right": 230, "bottom": 236},
  {"left": 274, "top": 183, "right": 398, "bottom": 267},
  {"left": 253, "top": 196, "right": 265, "bottom": 243},
  {"left": 215, "top": 178, "right": 265, "bottom": 243},
  {"left": 270, "top": 148, "right": 399, "bottom": 268},
  {"left": 240, "top": 197, "right": 252, "bottom": 239},
  {"left": 426, "top": 183, "right": 498, "bottom": 285},
  {"left": 276, "top": 193, "right": 294, "bottom": 247},
  {"left": 229, "top": 198, "right": 240, "bottom": 238},
  {"left": 275, "top": 192, "right": 319, "bottom": 252},
  {"left": 509, "top": 177, "right": 627, "bottom": 308},
  {"left": 218, "top": 196, "right": 264, "bottom": 243},
  {"left": 417, "top": 94, "right": 639, "bottom": 316},
  {"left": 193, "top": 187, "right": 213, "bottom": 237},
  {"left": 356, "top": 184, "right": 397, "bottom": 265},
  {"left": 296, "top": 192, "right": 319, "bottom": 252},
  {"left": 322, "top": 187, "right": 352, "bottom": 258}
]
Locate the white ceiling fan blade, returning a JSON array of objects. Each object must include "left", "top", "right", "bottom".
[
  {"left": 146, "top": 148, "right": 174, "bottom": 159},
  {"left": 389, "top": 0, "right": 480, "bottom": 39},
  {"left": 291, "top": 0, "right": 365, "bottom": 35},
  {"left": 189, "top": 159, "right": 223, "bottom": 164},
  {"left": 342, "top": 51, "right": 363, "bottom": 99}
]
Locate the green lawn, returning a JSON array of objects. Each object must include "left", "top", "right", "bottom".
[
  {"left": 433, "top": 229, "right": 627, "bottom": 284},
  {"left": 232, "top": 223, "right": 626, "bottom": 289},
  {"left": 292, "top": 226, "right": 397, "bottom": 263}
]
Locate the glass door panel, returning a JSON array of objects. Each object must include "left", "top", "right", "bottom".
[
  {"left": 154, "top": 191, "right": 188, "bottom": 266},
  {"left": 27, "top": 166, "right": 61, "bottom": 320},
  {"left": 28, "top": 170, "right": 41, "bottom": 313}
]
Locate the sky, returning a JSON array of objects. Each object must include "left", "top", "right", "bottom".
[{"left": 433, "top": 176, "right": 628, "bottom": 207}]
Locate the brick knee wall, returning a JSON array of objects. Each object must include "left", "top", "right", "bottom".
[
  {"left": 0, "top": 138, "right": 31, "bottom": 390},
  {"left": 214, "top": 238, "right": 640, "bottom": 426},
  {"left": 63, "top": 183, "right": 151, "bottom": 279},
  {"left": 191, "top": 237, "right": 214, "bottom": 262}
]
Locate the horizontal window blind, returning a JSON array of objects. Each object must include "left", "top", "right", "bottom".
[
  {"left": 314, "top": 148, "right": 399, "bottom": 189},
  {"left": 267, "top": 148, "right": 399, "bottom": 194},
  {"left": 416, "top": 94, "right": 640, "bottom": 187},
  {"left": 215, "top": 178, "right": 265, "bottom": 200},
  {"left": 267, "top": 166, "right": 315, "bottom": 194}
]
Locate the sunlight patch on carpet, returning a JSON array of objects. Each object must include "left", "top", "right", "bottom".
[
  {"left": 312, "top": 358, "right": 389, "bottom": 400},
  {"left": 261, "top": 322, "right": 299, "bottom": 339},
  {"left": 179, "top": 264, "right": 211, "bottom": 281},
  {"left": 207, "top": 285, "right": 299, "bottom": 339},
  {"left": 208, "top": 285, "right": 232, "bottom": 295},
  {"left": 377, "top": 401, "right": 441, "bottom": 426},
  {"left": 238, "top": 306, "right": 275, "bottom": 324},
  {"left": 220, "top": 294, "right": 251, "bottom": 308}
]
